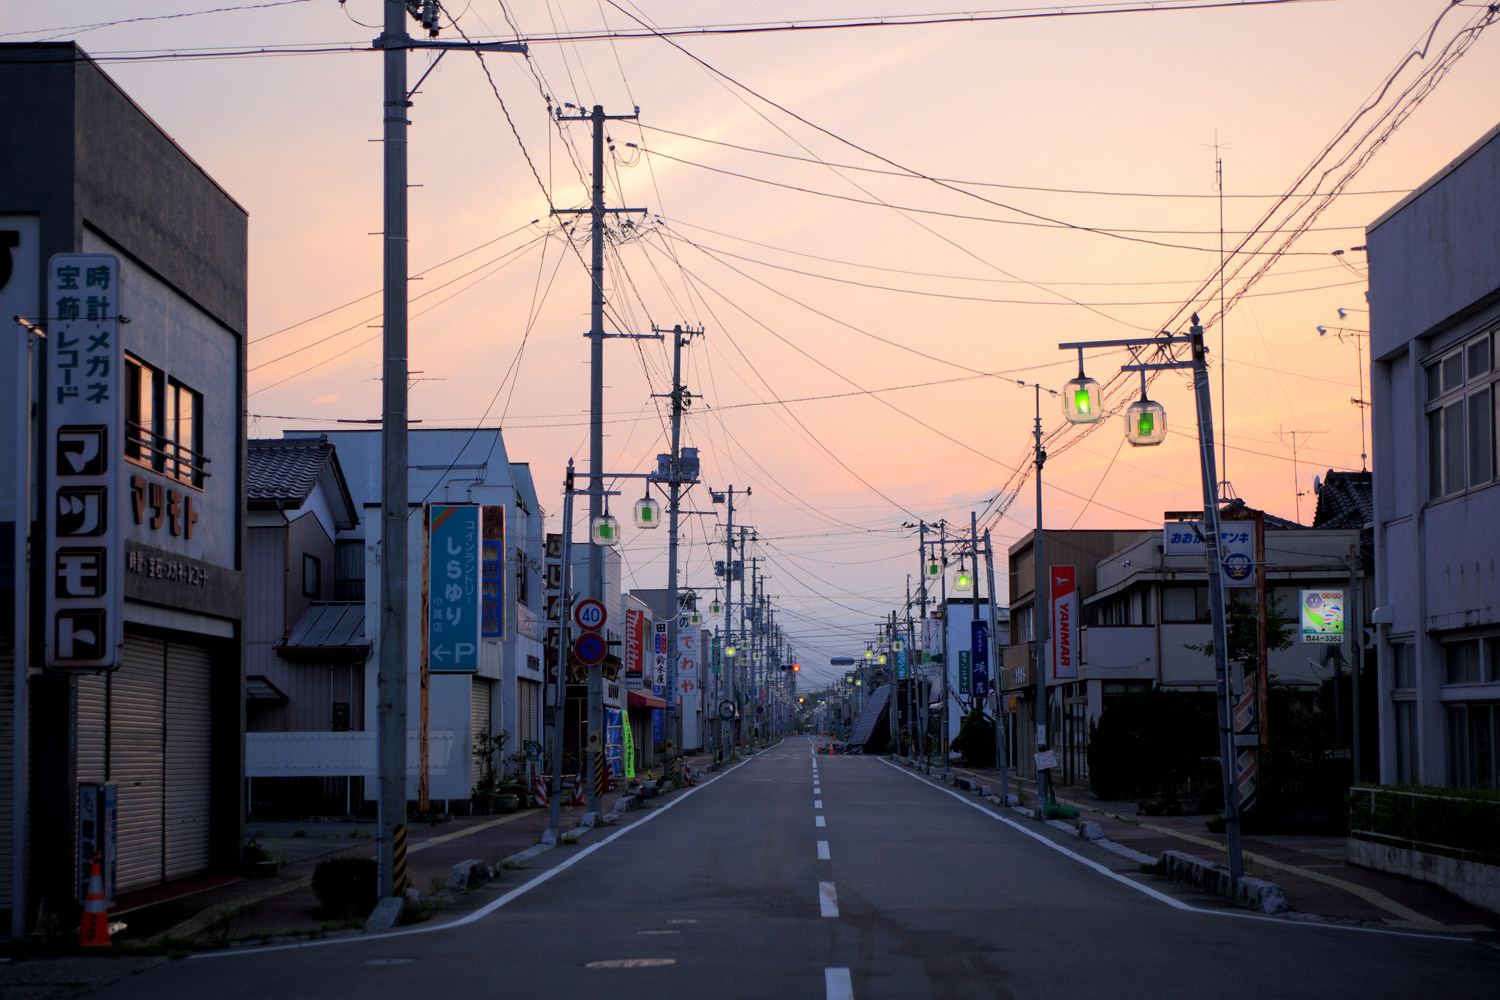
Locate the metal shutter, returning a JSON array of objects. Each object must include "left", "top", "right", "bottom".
[
  {"left": 163, "top": 642, "right": 212, "bottom": 879},
  {"left": 517, "top": 679, "right": 540, "bottom": 747},
  {"left": 471, "top": 677, "right": 493, "bottom": 789},
  {"left": 113, "top": 636, "right": 166, "bottom": 891}
]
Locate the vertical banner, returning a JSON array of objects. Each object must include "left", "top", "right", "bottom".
[
  {"left": 45, "top": 254, "right": 123, "bottom": 671},
  {"left": 958, "top": 650, "right": 971, "bottom": 696},
  {"left": 624, "top": 607, "right": 645, "bottom": 681},
  {"left": 480, "top": 505, "right": 504, "bottom": 638},
  {"left": 605, "top": 708, "right": 623, "bottom": 777},
  {"left": 652, "top": 621, "right": 668, "bottom": 696},
  {"left": 675, "top": 614, "right": 696, "bottom": 710},
  {"left": 543, "top": 532, "right": 562, "bottom": 686},
  {"left": 895, "top": 649, "right": 908, "bottom": 681},
  {"left": 971, "top": 619, "right": 989, "bottom": 702},
  {"left": 426, "top": 504, "right": 480, "bottom": 672},
  {"left": 1050, "top": 565, "right": 1078, "bottom": 679}
]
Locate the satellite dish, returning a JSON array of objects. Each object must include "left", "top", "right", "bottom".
[{"left": 1313, "top": 475, "right": 1323, "bottom": 495}]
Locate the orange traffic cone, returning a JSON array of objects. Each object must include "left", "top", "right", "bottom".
[
  {"left": 683, "top": 764, "right": 695, "bottom": 786},
  {"left": 79, "top": 853, "right": 110, "bottom": 947},
  {"left": 532, "top": 772, "right": 549, "bottom": 808},
  {"left": 569, "top": 773, "right": 585, "bottom": 806}
]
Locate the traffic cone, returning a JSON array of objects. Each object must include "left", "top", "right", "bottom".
[
  {"left": 79, "top": 854, "right": 110, "bottom": 947},
  {"left": 683, "top": 764, "right": 695, "bottom": 786},
  {"left": 532, "top": 772, "right": 549, "bottom": 808},
  {"left": 570, "top": 773, "right": 585, "bottom": 806}
]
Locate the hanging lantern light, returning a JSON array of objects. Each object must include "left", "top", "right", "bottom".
[
  {"left": 633, "top": 495, "right": 662, "bottom": 528},
  {"left": 953, "top": 563, "right": 974, "bottom": 594},
  {"left": 1124, "top": 370, "right": 1166, "bottom": 446},
  {"left": 689, "top": 610, "right": 701, "bottom": 626},
  {"left": 926, "top": 557, "right": 942, "bottom": 579},
  {"left": 725, "top": 642, "right": 736, "bottom": 657},
  {"left": 1062, "top": 347, "right": 1102, "bottom": 423},
  {"left": 590, "top": 514, "right": 621, "bottom": 545},
  {"left": 892, "top": 637, "right": 905, "bottom": 653},
  {"left": 710, "top": 598, "right": 723, "bottom": 616},
  {"left": 877, "top": 653, "right": 888, "bottom": 665}
]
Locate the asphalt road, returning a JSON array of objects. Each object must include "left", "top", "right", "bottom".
[{"left": 83, "top": 737, "right": 1500, "bottom": 999}]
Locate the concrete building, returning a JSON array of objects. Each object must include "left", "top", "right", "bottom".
[
  {"left": 1367, "top": 122, "right": 1500, "bottom": 789},
  {"left": 2, "top": 43, "right": 248, "bottom": 936}
]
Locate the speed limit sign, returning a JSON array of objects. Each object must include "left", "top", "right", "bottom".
[{"left": 573, "top": 598, "right": 606, "bottom": 631}]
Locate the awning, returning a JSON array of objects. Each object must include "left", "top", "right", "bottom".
[
  {"left": 627, "top": 689, "right": 666, "bottom": 710},
  {"left": 276, "top": 601, "right": 369, "bottom": 661},
  {"left": 246, "top": 674, "right": 288, "bottom": 704}
]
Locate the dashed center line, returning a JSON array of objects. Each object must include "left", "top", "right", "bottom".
[
  {"left": 817, "top": 840, "right": 830, "bottom": 860},
  {"left": 819, "top": 881, "right": 839, "bottom": 918},
  {"left": 826, "top": 967, "right": 853, "bottom": 1000},
  {"left": 815, "top": 815, "right": 826, "bottom": 828},
  {"left": 814, "top": 799, "right": 823, "bottom": 809}
]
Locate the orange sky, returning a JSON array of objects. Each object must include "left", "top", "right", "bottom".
[{"left": 12, "top": 1, "right": 1500, "bottom": 681}]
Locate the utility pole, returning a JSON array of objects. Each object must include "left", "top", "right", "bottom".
[
  {"left": 375, "top": 0, "right": 524, "bottom": 899},
  {"left": 553, "top": 104, "right": 645, "bottom": 813},
  {"left": 983, "top": 528, "right": 1009, "bottom": 803},
  {"left": 653, "top": 324, "right": 701, "bottom": 772},
  {"left": 916, "top": 521, "right": 929, "bottom": 773},
  {"left": 713, "top": 486, "right": 747, "bottom": 755}
]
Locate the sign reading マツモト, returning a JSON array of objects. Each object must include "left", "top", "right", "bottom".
[{"left": 45, "top": 254, "right": 123, "bottom": 671}]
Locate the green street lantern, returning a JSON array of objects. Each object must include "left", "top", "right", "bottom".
[
  {"left": 710, "top": 599, "right": 723, "bottom": 616},
  {"left": 590, "top": 514, "right": 621, "bottom": 546},
  {"left": 725, "top": 643, "right": 736, "bottom": 657},
  {"left": 1063, "top": 375, "right": 1102, "bottom": 423},
  {"left": 926, "top": 558, "right": 941, "bottom": 579},
  {"left": 633, "top": 496, "right": 662, "bottom": 528},
  {"left": 953, "top": 565, "right": 974, "bottom": 594},
  {"left": 864, "top": 649, "right": 874, "bottom": 660},
  {"left": 689, "top": 611, "right": 701, "bottom": 626},
  {"left": 892, "top": 638, "right": 905, "bottom": 652},
  {"left": 877, "top": 653, "right": 888, "bottom": 665},
  {"left": 1124, "top": 371, "right": 1166, "bottom": 446}
]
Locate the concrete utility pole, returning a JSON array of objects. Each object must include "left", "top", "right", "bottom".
[
  {"left": 654, "top": 323, "right": 700, "bottom": 768},
  {"left": 713, "top": 486, "right": 747, "bottom": 755},
  {"left": 1032, "top": 384, "right": 1051, "bottom": 812},
  {"left": 375, "top": 0, "right": 524, "bottom": 898},
  {"left": 553, "top": 104, "right": 644, "bottom": 813},
  {"left": 983, "top": 528, "right": 1009, "bottom": 802}
]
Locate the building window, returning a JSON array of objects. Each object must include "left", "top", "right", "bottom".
[
  {"left": 334, "top": 539, "right": 365, "bottom": 601},
  {"left": 515, "top": 546, "right": 530, "bottom": 607},
  {"left": 1446, "top": 702, "right": 1497, "bottom": 789},
  {"left": 303, "top": 554, "right": 321, "bottom": 598},
  {"left": 1392, "top": 642, "right": 1415, "bottom": 689},
  {"left": 125, "top": 356, "right": 208, "bottom": 488},
  {"left": 1425, "top": 328, "right": 1497, "bottom": 500},
  {"left": 1444, "top": 638, "right": 1482, "bottom": 685},
  {"left": 1394, "top": 700, "right": 1417, "bottom": 784},
  {"left": 1161, "top": 585, "right": 1211, "bottom": 623}
]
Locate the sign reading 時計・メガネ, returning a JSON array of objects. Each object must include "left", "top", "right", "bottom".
[
  {"left": 427, "top": 503, "right": 480, "bottom": 672},
  {"left": 45, "top": 254, "right": 124, "bottom": 671},
  {"left": 1300, "top": 589, "right": 1345, "bottom": 644}
]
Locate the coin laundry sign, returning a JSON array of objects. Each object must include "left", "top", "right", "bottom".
[
  {"left": 45, "top": 254, "right": 124, "bottom": 671},
  {"left": 427, "top": 504, "right": 480, "bottom": 672},
  {"left": 1300, "top": 589, "right": 1345, "bottom": 644}
]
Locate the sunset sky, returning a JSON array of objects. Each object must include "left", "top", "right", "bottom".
[{"left": 9, "top": 0, "right": 1500, "bottom": 682}]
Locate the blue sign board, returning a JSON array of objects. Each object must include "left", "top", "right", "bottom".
[
  {"left": 971, "top": 620, "right": 989, "bottom": 701},
  {"left": 896, "top": 649, "right": 908, "bottom": 680},
  {"left": 428, "top": 504, "right": 480, "bottom": 672}
]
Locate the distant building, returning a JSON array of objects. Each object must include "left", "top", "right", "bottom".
[
  {"left": 1, "top": 43, "right": 248, "bottom": 936},
  {"left": 1367, "top": 122, "right": 1500, "bottom": 789}
]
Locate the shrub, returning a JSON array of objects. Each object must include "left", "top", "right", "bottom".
[
  {"left": 1349, "top": 784, "right": 1500, "bottom": 864},
  {"left": 311, "top": 856, "right": 378, "bottom": 918},
  {"left": 1086, "top": 688, "right": 1218, "bottom": 801},
  {"left": 951, "top": 708, "right": 996, "bottom": 766}
]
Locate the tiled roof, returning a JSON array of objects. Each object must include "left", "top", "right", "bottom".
[
  {"left": 1313, "top": 470, "right": 1374, "bottom": 530},
  {"left": 247, "top": 436, "right": 333, "bottom": 506}
]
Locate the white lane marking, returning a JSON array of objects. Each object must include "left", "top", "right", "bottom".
[
  {"left": 826, "top": 967, "right": 853, "bottom": 1000},
  {"left": 194, "top": 758, "right": 746, "bottom": 958},
  {"left": 819, "top": 881, "right": 839, "bottom": 918},
  {"left": 815, "top": 815, "right": 826, "bottom": 828},
  {"left": 815, "top": 799, "right": 823, "bottom": 809},
  {"left": 877, "top": 757, "right": 1472, "bottom": 942},
  {"left": 817, "top": 840, "right": 830, "bottom": 860}
]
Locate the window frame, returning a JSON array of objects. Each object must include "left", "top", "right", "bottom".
[
  {"left": 124, "top": 355, "right": 209, "bottom": 489},
  {"left": 1425, "top": 327, "right": 1497, "bottom": 501}
]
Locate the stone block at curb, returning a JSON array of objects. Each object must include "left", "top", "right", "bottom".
[
  {"left": 403, "top": 887, "right": 426, "bottom": 912},
  {"left": 579, "top": 811, "right": 600, "bottom": 830},
  {"left": 1077, "top": 821, "right": 1105, "bottom": 841},
  {"left": 1162, "top": 850, "right": 1290, "bottom": 913},
  {"left": 364, "top": 895, "right": 404, "bottom": 932},
  {"left": 447, "top": 859, "right": 490, "bottom": 893},
  {"left": 979, "top": 785, "right": 992, "bottom": 797},
  {"left": 539, "top": 828, "right": 559, "bottom": 846},
  {"left": 1003, "top": 793, "right": 1020, "bottom": 807}
]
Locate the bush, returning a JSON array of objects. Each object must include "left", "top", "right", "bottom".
[
  {"left": 951, "top": 708, "right": 996, "bottom": 766},
  {"left": 311, "top": 856, "right": 378, "bottom": 918},
  {"left": 1349, "top": 784, "right": 1500, "bottom": 864},
  {"left": 1086, "top": 688, "right": 1219, "bottom": 801}
]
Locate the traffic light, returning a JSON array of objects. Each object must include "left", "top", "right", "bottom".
[{"left": 781, "top": 662, "right": 801, "bottom": 672}]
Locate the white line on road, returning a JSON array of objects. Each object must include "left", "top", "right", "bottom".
[
  {"left": 815, "top": 815, "right": 826, "bottom": 828},
  {"left": 817, "top": 840, "right": 830, "bottom": 860},
  {"left": 877, "top": 757, "right": 1474, "bottom": 942},
  {"left": 815, "top": 799, "right": 823, "bottom": 809},
  {"left": 819, "top": 881, "right": 839, "bottom": 918},
  {"left": 826, "top": 967, "right": 853, "bottom": 1000}
]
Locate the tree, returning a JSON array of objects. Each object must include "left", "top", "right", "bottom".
[{"left": 1183, "top": 595, "right": 1295, "bottom": 671}]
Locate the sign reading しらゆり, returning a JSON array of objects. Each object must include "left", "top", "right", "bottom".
[
  {"left": 45, "top": 254, "right": 123, "bottom": 671},
  {"left": 427, "top": 504, "right": 480, "bottom": 672}
]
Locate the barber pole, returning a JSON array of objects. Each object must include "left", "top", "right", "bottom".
[{"left": 1233, "top": 662, "right": 1258, "bottom": 813}]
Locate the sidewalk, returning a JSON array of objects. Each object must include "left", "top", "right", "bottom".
[
  {"left": 940, "top": 760, "right": 1499, "bottom": 942},
  {"left": 80, "top": 754, "right": 717, "bottom": 950}
]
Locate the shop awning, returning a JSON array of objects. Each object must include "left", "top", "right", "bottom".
[
  {"left": 627, "top": 689, "right": 666, "bottom": 710},
  {"left": 276, "top": 601, "right": 369, "bottom": 661}
]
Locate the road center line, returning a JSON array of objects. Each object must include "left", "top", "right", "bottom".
[
  {"left": 815, "top": 799, "right": 823, "bottom": 809},
  {"left": 815, "top": 815, "right": 826, "bottom": 828},
  {"left": 819, "top": 881, "right": 839, "bottom": 918},
  {"left": 817, "top": 840, "right": 830, "bottom": 860}
]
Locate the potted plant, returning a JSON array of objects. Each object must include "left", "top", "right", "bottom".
[
  {"left": 495, "top": 778, "right": 524, "bottom": 813},
  {"left": 471, "top": 729, "right": 510, "bottom": 814}
]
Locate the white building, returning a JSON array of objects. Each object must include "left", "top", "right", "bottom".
[{"left": 1367, "top": 123, "right": 1500, "bottom": 789}]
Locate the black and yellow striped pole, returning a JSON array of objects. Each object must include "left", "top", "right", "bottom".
[
  {"left": 593, "top": 746, "right": 607, "bottom": 798},
  {"left": 392, "top": 824, "right": 409, "bottom": 893}
]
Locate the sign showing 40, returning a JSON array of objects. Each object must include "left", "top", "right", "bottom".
[{"left": 573, "top": 598, "right": 607, "bottom": 631}]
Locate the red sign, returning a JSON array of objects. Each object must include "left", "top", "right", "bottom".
[
  {"left": 624, "top": 608, "right": 644, "bottom": 679},
  {"left": 1050, "top": 565, "right": 1078, "bottom": 680}
]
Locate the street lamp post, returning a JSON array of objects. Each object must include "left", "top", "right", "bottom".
[
  {"left": 1059, "top": 316, "right": 1245, "bottom": 884},
  {"left": 1015, "top": 380, "right": 1059, "bottom": 813}
]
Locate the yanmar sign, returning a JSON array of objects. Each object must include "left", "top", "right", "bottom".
[{"left": 1050, "top": 565, "right": 1078, "bottom": 680}]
